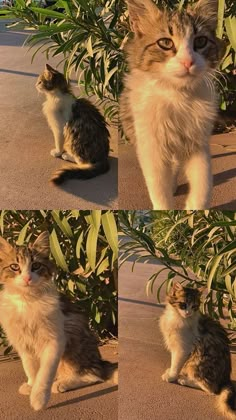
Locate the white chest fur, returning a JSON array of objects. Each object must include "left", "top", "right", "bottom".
[
  {"left": 0, "top": 290, "right": 64, "bottom": 354},
  {"left": 42, "top": 91, "right": 75, "bottom": 129},
  {"left": 127, "top": 69, "right": 217, "bottom": 160},
  {"left": 159, "top": 304, "right": 200, "bottom": 355}
]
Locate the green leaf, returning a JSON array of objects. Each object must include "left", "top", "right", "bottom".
[
  {"left": 30, "top": 7, "right": 66, "bottom": 19},
  {"left": 216, "top": 0, "right": 225, "bottom": 39},
  {"left": 76, "top": 231, "right": 84, "bottom": 259},
  {"left": 104, "top": 66, "right": 118, "bottom": 90},
  {"left": 86, "top": 225, "right": 98, "bottom": 271},
  {"left": 101, "top": 212, "right": 118, "bottom": 261},
  {"left": 218, "top": 240, "right": 236, "bottom": 255},
  {"left": 207, "top": 255, "right": 223, "bottom": 291},
  {"left": 95, "top": 307, "right": 101, "bottom": 324},
  {"left": 49, "top": 229, "right": 68, "bottom": 272},
  {"left": 91, "top": 210, "right": 101, "bottom": 231},
  {"left": 225, "top": 274, "right": 234, "bottom": 296},
  {"left": 97, "top": 257, "right": 109, "bottom": 276},
  {"left": 51, "top": 210, "right": 73, "bottom": 238},
  {"left": 16, "top": 220, "right": 32, "bottom": 245},
  {"left": 68, "top": 279, "right": 75, "bottom": 293},
  {"left": 225, "top": 17, "right": 236, "bottom": 52},
  {"left": 0, "top": 210, "right": 5, "bottom": 235},
  {"left": 86, "top": 36, "right": 93, "bottom": 57}
]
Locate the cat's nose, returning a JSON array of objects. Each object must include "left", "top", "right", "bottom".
[
  {"left": 23, "top": 275, "right": 31, "bottom": 284},
  {"left": 182, "top": 59, "right": 194, "bottom": 70}
]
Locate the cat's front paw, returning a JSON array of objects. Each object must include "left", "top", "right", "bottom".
[
  {"left": 161, "top": 369, "right": 177, "bottom": 383},
  {"left": 51, "top": 380, "right": 67, "bottom": 393},
  {"left": 50, "top": 149, "right": 63, "bottom": 158},
  {"left": 30, "top": 388, "right": 50, "bottom": 411},
  {"left": 18, "top": 382, "right": 32, "bottom": 395}
]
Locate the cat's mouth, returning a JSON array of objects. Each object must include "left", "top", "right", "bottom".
[{"left": 182, "top": 312, "right": 192, "bottom": 318}]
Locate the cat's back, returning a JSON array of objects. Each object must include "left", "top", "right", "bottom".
[
  {"left": 198, "top": 314, "right": 231, "bottom": 350},
  {"left": 71, "top": 98, "right": 109, "bottom": 133}
]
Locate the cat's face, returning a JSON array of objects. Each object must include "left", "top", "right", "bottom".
[
  {"left": 0, "top": 232, "right": 55, "bottom": 293},
  {"left": 36, "top": 64, "right": 70, "bottom": 94},
  {"left": 126, "top": 0, "right": 224, "bottom": 88},
  {"left": 168, "top": 282, "right": 201, "bottom": 318}
]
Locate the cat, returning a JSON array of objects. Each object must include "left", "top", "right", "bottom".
[
  {"left": 0, "top": 232, "right": 117, "bottom": 411},
  {"left": 159, "top": 282, "right": 235, "bottom": 419},
  {"left": 120, "top": 0, "right": 225, "bottom": 210},
  {"left": 36, "top": 64, "right": 110, "bottom": 184}
]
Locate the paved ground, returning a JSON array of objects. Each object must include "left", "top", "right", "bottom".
[
  {"left": 119, "top": 132, "right": 236, "bottom": 210},
  {"left": 119, "top": 260, "right": 236, "bottom": 420},
  {"left": 0, "top": 343, "right": 118, "bottom": 420},
  {"left": 0, "top": 20, "right": 117, "bottom": 209}
]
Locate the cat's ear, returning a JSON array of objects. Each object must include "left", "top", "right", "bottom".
[
  {"left": 127, "top": 0, "right": 161, "bottom": 37},
  {"left": 32, "top": 232, "right": 50, "bottom": 257},
  {"left": 191, "top": 0, "right": 218, "bottom": 28},
  {"left": 197, "top": 286, "right": 205, "bottom": 294},
  {"left": 173, "top": 282, "right": 183, "bottom": 291},
  {"left": 44, "top": 64, "right": 57, "bottom": 80},
  {"left": 45, "top": 64, "right": 56, "bottom": 73},
  {"left": 169, "top": 282, "right": 183, "bottom": 296},
  {"left": 0, "top": 237, "right": 13, "bottom": 256}
]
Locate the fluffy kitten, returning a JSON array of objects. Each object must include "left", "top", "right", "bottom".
[
  {"left": 160, "top": 282, "right": 235, "bottom": 419},
  {"left": 120, "top": 0, "right": 225, "bottom": 210},
  {"left": 0, "top": 232, "right": 117, "bottom": 411},
  {"left": 36, "top": 64, "right": 110, "bottom": 184}
]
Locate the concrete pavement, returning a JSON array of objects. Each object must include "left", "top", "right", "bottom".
[
  {"left": 0, "top": 343, "right": 118, "bottom": 420},
  {"left": 0, "top": 21, "right": 117, "bottom": 209},
  {"left": 119, "top": 261, "right": 236, "bottom": 420},
  {"left": 119, "top": 132, "right": 236, "bottom": 209}
]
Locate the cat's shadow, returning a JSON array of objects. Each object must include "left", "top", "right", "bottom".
[
  {"left": 55, "top": 156, "right": 118, "bottom": 206},
  {"left": 48, "top": 385, "right": 118, "bottom": 409}
]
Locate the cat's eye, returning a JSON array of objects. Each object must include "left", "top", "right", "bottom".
[
  {"left": 31, "top": 262, "right": 41, "bottom": 271},
  {"left": 179, "top": 302, "right": 187, "bottom": 310},
  {"left": 157, "top": 38, "right": 174, "bottom": 51},
  {"left": 194, "top": 36, "right": 208, "bottom": 50},
  {"left": 10, "top": 263, "right": 20, "bottom": 271}
]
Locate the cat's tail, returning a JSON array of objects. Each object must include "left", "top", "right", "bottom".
[
  {"left": 216, "top": 382, "right": 236, "bottom": 419},
  {"left": 51, "top": 160, "right": 110, "bottom": 185}
]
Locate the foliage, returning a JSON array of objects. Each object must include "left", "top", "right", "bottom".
[
  {"left": 0, "top": 210, "right": 118, "bottom": 354},
  {"left": 119, "top": 210, "right": 236, "bottom": 331},
  {"left": 1, "top": 1, "right": 235, "bottom": 123},
  {"left": 0, "top": 0, "right": 122, "bottom": 124}
]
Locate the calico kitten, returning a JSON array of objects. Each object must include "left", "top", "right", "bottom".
[
  {"left": 36, "top": 64, "right": 110, "bottom": 184},
  {"left": 0, "top": 232, "right": 117, "bottom": 411},
  {"left": 160, "top": 282, "right": 235, "bottom": 419},
  {"left": 120, "top": 0, "right": 225, "bottom": 210}
]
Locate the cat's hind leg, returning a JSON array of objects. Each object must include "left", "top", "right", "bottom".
[
  {"left": 52, "top": 360, "right": 102, "bottom": 393},
  {"left": 51, "top": 372, "right": 102, "bottom": 393},
  {"left": 61, "top": 152, "right": 76, "bottom": 163},
  {"left": 178, "top": 376, "right": 213, "bottom": 394}
]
